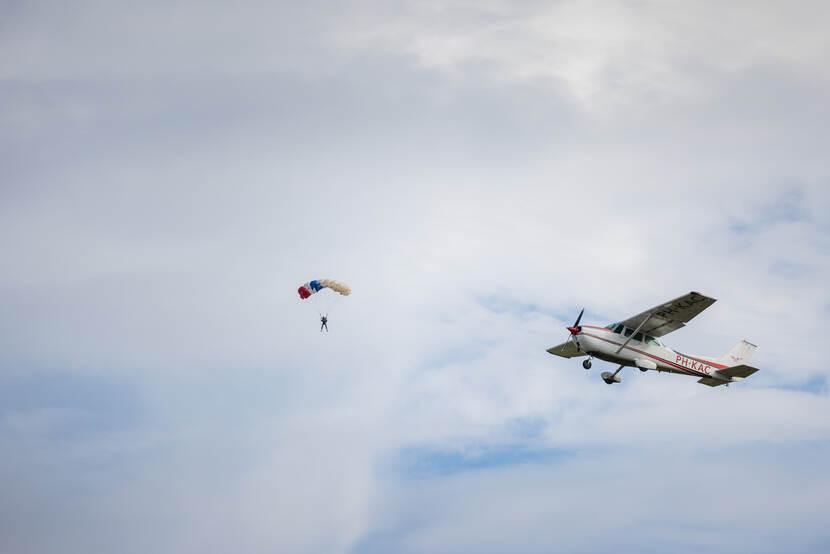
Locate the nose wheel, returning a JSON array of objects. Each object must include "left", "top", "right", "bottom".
[
  {"left": 582, "top": 358, "right": 592, "bottom": 370},
  {"left": 601, "top": 365, "right": 625, "bottom": 385}
]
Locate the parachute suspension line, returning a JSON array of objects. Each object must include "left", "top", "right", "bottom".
[{"left": 315, "top": 291, "right": 337, "bottom": 318}]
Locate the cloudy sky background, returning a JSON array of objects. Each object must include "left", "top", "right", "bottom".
[{"left": 2, "top": 1, "right": 830, "bottom": 552}]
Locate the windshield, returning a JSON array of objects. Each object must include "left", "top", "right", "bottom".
[{"left": 645, "top": 335, "right": 662, "bottom": 347}]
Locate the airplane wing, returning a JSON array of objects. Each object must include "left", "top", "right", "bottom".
[
  {"left": 620, "top": 291, "right": 717, "bottom": 338},
  {"left": 546, "top": 341, "right": 586, "bottom": 358}
]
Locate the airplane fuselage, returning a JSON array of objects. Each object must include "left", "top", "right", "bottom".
[{"left": 574, "top": 325, "right": 727, "bottom": 379}]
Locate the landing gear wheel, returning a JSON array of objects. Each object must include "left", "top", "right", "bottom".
[{"left": 582, "top": 359, "right": 592, "bottom": 370}]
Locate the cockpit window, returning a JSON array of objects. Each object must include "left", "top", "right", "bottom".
[
  {"left": 633, "top": 332, "right": 644, "bottom": 342},
  {"left": 623, "top": 327, "right": 633, "bottom": 337},
  {"left": 645, "top": 335, "right": 662, "bottom": 347},
  {"left": 614, "top": 324, "right": 624, "bottom": 334},
  {"left": 604, "top": 323, "right": 616, "bottom": 330}
]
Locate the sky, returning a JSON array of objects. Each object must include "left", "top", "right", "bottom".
[{"left": 2, "top": 1, "right": 830, "bottom": 552}]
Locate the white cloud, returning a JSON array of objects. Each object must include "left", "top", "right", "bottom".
[
  {"left": 334, "top": 0, "right": 830, "bottom": 109},
  {"left": 1, "top": 1, "right": 829, "bottom": 553}
]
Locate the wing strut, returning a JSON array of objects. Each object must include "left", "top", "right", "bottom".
[{"left": 616, "top": 313, "right": 652, "bottom": 354}]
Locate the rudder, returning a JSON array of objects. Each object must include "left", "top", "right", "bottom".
[{"left": 717, "top": 339, "right": 757, "bottom": 366}]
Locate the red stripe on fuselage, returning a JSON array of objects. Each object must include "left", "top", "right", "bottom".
[
  {"left": 579, "top": 331, "right": 724, "bottom": 378},
  {"left": 581, "top": 327, "right": 727, "bottom": 368}
]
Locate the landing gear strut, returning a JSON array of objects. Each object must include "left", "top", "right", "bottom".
[{"left": 582, "top": 358, "right": 592, "bottom": 370}]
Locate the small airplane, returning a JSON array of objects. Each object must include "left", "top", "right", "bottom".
[{"left": 547, "top": 291, "right": 759, "bottom": 386}]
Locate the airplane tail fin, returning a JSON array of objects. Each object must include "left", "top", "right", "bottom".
[{"left": 717, "top": 339, "right": 757, "bottom": 367}]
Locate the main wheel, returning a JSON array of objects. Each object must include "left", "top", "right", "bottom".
[{"left": 582, "top": 359, "right": 592, "bottom": 370}]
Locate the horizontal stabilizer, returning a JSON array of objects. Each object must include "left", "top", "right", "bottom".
[
  {"left": 717, "top": 364, "right": 760, "bottom": 379},
  {"left": 698, "top": 364, "right": 760, "bottom": 387},
  {"left": 698, "top": 376, "right": 727, "bottom": 387}
]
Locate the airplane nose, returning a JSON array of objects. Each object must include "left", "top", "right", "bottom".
[{"left": 567, "top": 326, "right": 580, "bottom": 334}]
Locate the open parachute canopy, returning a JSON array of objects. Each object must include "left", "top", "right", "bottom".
[{"left": 297, "top": 279, "right": 351, "bottom": 300}]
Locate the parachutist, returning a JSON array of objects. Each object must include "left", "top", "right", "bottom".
[{"left": 298, "top": 279, "right": 350, "bottom": 332}]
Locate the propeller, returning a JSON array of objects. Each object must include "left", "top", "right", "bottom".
[
  {"left": 560, "top": 308, "right": 584, "bottom": 352},
  {"left": 568, "top": 308, "right": 584, "bottom": 334}
]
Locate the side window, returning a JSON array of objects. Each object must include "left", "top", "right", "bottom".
[
  {"left": 623, "top": 327, "right": 633, "bottom": 337},
  {"left": 614, "top": 324, "right": 624, "bottom": 334},
  {"left": 633, "top": 332, "right": 644, "bottom": 342}
]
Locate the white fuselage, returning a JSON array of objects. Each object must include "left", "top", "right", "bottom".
[{"left": 574, "top": 325, "right": 727, "bottom": 379}]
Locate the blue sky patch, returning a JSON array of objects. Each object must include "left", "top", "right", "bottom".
[
  {"left": 0, "top": 370, "right": 143, "bottom": 439},
  {"left": 730, "top": 185, "right": 810, "bottom": 236},
  {"left": 398, "top": 442, "right": 572, "bottom": 478},
  {"left": 770, "top": 374, "right": 828, "bottom": 395}
]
